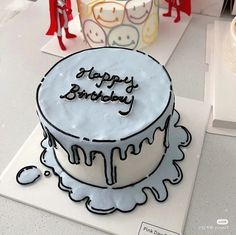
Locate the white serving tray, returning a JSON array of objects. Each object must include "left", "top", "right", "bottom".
[
  {"left": 0, "top": 97, "right": 210, "bottom": 235},
  {"left": 205, "top": 21, "right": 236, "bottom": 137},
  {"left": 41, "top": 9, "right": 191, "bottom": 66}
]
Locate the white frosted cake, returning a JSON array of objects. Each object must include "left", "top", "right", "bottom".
[
  {"left": 36, "top": 47, "right": 191, "bottom": 214},
  {"left": 77, "top": 0, "right": 159, "bottom": 50}
]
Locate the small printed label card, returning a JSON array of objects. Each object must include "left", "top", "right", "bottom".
[{"left": 138, "top": 222, "right": 180, "bottom": 235}]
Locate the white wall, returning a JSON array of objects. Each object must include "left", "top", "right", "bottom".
[{"left": 159, "top": 0, "right": 225, "bottom": 17}]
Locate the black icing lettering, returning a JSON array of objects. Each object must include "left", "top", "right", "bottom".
[
  {"left": 78, "top": 90, "right": 86, "bottom": 99},
  {"left": 95, "top": 72, "right": 112, "bottom": 88},
  {"left": 90, "top": 91, "right": 100, "bottom": 101},
  {"left": 60, "top": 84, "right": 135, "bottom": 116},
  {"left": 112, "top": 96, "right": 119, "bottom": 102},
  {"left": 126, "top": 77, "right": 139, "bottom": 93},
  {"left": 101, "top": 94, "right": 112, "bottom": 102},
  {"left": 106, "top": 75, "right": 122, "bottom": 89},
  {"left": 94, "top": 91, "right": 103, "bottom": 101},
  {"left": 84, "top": 91, "right": 92, "bottom": 99},
  {"left": 76, "top": 67, "right": 93, "bottom": 79},
  {"left": 62, "top": 67, "right": 140, "bottom": 115},
  {"left": 119, "top": 95, "right": 134, "bottom": 116},
  {"left": 75, "top": 67, "right": 138, "bottom": 93},
  {"left": 118, "top": 95, "right": 127, "bottom": 103},
  {"left": 90, "top": 71, "right": 101, "bottom": 79},
  {"left": 60, "top": 84, "right": 80, "bottom": 100}
]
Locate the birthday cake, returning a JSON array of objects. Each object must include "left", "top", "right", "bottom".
[
  {"left": 36, "top": 47, "right": 191, "bottom": 214},
  {"left": 77, "top": 0, "right": 159, "bottom": 49}
]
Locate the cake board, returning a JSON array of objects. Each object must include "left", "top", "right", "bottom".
[
  {"left": 0, "top": 97, "right": 210, "bottom": 235},
  {"left": 205, "top": 21, "right": 236, "bottom": 137},
  {"left": 40, "top": 9, "right": 192, "bottom": 65}
]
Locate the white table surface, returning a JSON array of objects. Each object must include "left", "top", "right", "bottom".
[{"left": 0, "top": 1, "right": 235, "bottom": 235}]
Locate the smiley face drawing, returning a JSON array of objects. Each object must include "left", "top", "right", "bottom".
[
  {"left": 83, "top": 20, "right": 107, "bottom": 48},
  {"left": 108, "top": 24, "right": 139, "bottom": 49},
  {"left": 92, "top": 1, "right": 125, "bottom": 28},
  {"left": 125, "top": 0, "right": 153, "bottom": 25},
  {"left": 82, "top": 0, "right": 104, "bottom": 17},
  {"left": 142, "top": 13, "right": 158, "bottom": 45}
]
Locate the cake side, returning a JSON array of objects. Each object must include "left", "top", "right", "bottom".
[{"left": 47, "top": 121, "right": 166, "bottom": 187}]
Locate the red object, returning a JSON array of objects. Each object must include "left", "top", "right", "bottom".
[
  {"left": 46, "top": 0, "right": 73, "bottom": 35},
  {"left": 165, "top": 0, "right": 191, "bottom": 16},
  {"left": 163, "top": 0, "right": 191, "bottom": 23},
  {"left": 57, "top": 36, "right": 66, "bottom": 50},
  {"left": 64, "top": 28, "right": 77, "bottom": 38}
]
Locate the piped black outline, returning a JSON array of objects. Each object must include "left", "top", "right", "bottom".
[
  {"left": 44, "top": 171, "right": 51, "bottom": 177},
  {"left": 16, "top": 165, "right": 41, "bottom": 185},
  {"left": 59, "top": 83, "right": 136, "bottom": 116},
  {"left": 92, "top": 139, "right": 116, "bottom": 143},
  {"left": 40, "top": 110, "right": 192, "bottom": 215}
]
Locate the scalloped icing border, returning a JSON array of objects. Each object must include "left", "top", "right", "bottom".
[{"left": 39, "top": 110, "right": 191, "bottom": 215}]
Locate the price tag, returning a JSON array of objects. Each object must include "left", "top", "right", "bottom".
[{"left": 138, "top": 222, "right": 180, "bottom": 235}]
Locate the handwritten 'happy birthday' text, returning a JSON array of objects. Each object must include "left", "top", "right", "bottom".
[{"left": 60, "top": 67, "right": 139, "bottom": 116}]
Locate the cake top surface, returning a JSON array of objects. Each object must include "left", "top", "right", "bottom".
[{"left": 37, "top": 47, "right": 172, "bottom": 140}]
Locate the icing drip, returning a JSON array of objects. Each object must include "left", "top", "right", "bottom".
[
  {"left": 16, "top": 166, "right": 42, "bottom": 185},
  {"left": 104, "top": 152, "right": 114, "bottom": 185},
  {"left": 40, "top": 110, "right": 192, "bottom": 214},
  {"left": 71, "top": 145, "right": 80, "bottom": 164},
  {"left": 38, "top": 91, "right": 174, "bottom": 186}
]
